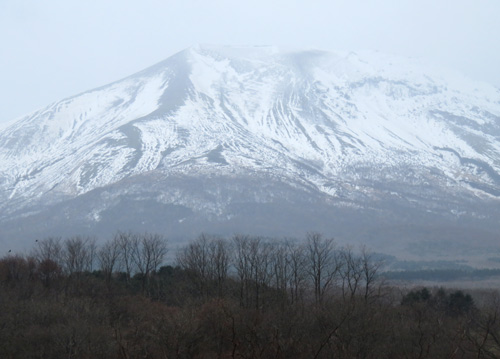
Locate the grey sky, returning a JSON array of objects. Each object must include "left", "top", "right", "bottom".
[{"left": 1, "top": 0, "right": 499, "bottom": 123}]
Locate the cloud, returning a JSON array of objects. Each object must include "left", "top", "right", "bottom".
[{"left": 0, "top": 0, "right": 498, "bottom": 122}]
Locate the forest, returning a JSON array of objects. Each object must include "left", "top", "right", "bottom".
[{"left": 1, "top": 232, "right": 500, "bottom": 358}]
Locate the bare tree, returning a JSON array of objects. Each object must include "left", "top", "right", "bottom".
[
  {"left": 97, "top": 236, "right": 121, "bottom": 285},
  {"left": 250, "top": 238, "right": 273, "bottom": 309},
  {"left": 33, "top": 237, "right": 63, "bottom": 266},
  {"left": 270, "top": 242, "right": 289, "bottom": 295},
  {"left": 360, "top": 246, "right": 382, "bottom": 302},
  {"left": 131, "top": 233, "right": 168, "bottom": 293},
  {"left": 306, "top": 233, "right": 338, "bottom": 305},
  {"left": 338, "top": 246, "right": 363, "bottom": 301},
  {"left": 178, "top": 234, "right": 230, "bottom": 298},
  {"left": 287, "top": 240, "right": 307, "bottom": 305},
  {"left": 177, "top": 233, "right": 211, "bottom": 297},
  {"left": 37, "top": 258, "right": 62, "bottom": 288},
  {"left": 207, "top": 237, "right": 230, "bottom": 297},
  {"left": 115, "top": 231, "right": 138, "bottom": 282},
  {"left": 232, "top": 235, "right": 274, "bottom": 308},
  {"left": 63, "top": 236, "right": 97, "bottom": 276},
  {"left": 233, "top": 234, "right": 252, "bottom": 307},
  {"left": 0, "top": 254, "right": 28, "bottom": 283}
]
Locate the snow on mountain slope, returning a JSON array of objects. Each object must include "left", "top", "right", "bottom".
[{"left": 1, "top": 45, "right": 500, "bottom": 231}]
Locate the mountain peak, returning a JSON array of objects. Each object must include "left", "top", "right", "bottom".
[{"left": 191, "top": 43, "right": 282, "bottom": 56}]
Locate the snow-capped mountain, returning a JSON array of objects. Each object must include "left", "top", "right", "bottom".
[{"left": 1, "top": 45, "right": 500, "bottom": 258}]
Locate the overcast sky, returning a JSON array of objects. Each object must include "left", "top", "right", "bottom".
[{"left": 1, "top": 0, "right": 499, "bottom": 123}]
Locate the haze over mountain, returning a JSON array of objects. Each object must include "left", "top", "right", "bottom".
[{"left": 1, "top": 45, "right": 499, "bottom": 261}]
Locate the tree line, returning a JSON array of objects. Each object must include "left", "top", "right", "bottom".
[
  {"left": 1, "top": 232, "right": 500, "bottom": 358},
  {"left": 384, "top": 268, "right": 500, "bottom": 282}
]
